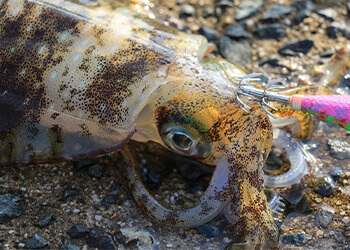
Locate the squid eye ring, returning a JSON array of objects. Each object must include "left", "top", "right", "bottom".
[{"left": 161, "top": 124, "right": 211, "bottom": 158}]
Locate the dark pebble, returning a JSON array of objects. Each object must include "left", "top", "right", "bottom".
[
  {"left": 198, "top": 26, "right": 217, "bottom": 41},
  {"left": 74, "top": 159, "right": 94, "bottom": 170},
  {"left": 179, "top": 4, "right": 195, "bottom": 18},
  {"left": 328, "top": 166, "right": 343, "bottom": 182},
  {"left": 25, "top": 234, "right": 48, "bottom": 249},
  {"left": 257, "top": 24, "right": 285, "bottom": 40},
  {"left": 263, "top": 5, "right": 292, "bottom": 21},
  {"left": 178, "top": 163, "right": 201, "bottom": 180},
  {"left": 34, "top": 213, "right": 55, "bottom": 228},
  {"left": 87, "top": 228, "right": 116, "bottom": 250},
  {"left": 328, "top": 139, "right": 350, "bottom": 160},
  {"left": 278, "top": 39, "right": 314, "bottom": 56},
  {"left": 281, "top": 231, "right": 312, "bottom": 246},
  {"left": 291, "top": 0, "right": 314, "bottom": 12},
  {"left": 317, "top": 8, "right": 337, "bottom": 21},
  {"left": 216, "top": 0, "right": 233, "bottom": 9},
  {"left": 88, "top": 164, "right": 104, "bottom": 178},
  {"left": 219, "top": 36, "right": 251, "bottom": 66},
  {"left": 315, "top": 208, "right": 334, "bottom": 229},
  {"left": 203, "top": 6, "right": 214, "bottom": 18},
  {"left": 291, "top": 196, "right": 312, "bottom": 213},
  {"left": 326, "top": 26, "right": 338, "bottom": 39},
  {"left": 0, "top": 194, "right": 22, "bottom": 223},
  {"left": 294, "top": 9, "right": 311, "bottom": 24},
  {"left": 315, "top": 177, "right": 334, "bottom": 196},
  {"left": 60, "top": 238, "right": 81, "bottom": 250},
  {"left": 197, "top": 224, "right": 220, "bottom": 237},
  {"left": 235, "top": 0, "right": 263, "bottom": 21},
  {"left": 101, "top": 194, "right": 119, "bottom": 209},
  {"left": 259, "top": 58, "right": 281, "bottom": 67},
  {"left": 61, "top": 189, "right": 78, "bottom": 201},
  {"left": 225, "top": 23, "right": 251, "bottom": 40},
  {"left": 67, "top": 224, "right": 89, "bottom": 239}
]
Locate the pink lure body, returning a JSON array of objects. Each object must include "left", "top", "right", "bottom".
[{"left": 291, "top": 95, "right": 350, "bottom": 131}]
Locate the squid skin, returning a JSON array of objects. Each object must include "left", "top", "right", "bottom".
[{"left": 0, "top": 0, "right": 279, "bottom": 247}]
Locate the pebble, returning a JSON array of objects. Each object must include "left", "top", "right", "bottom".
[
  {"left": 87, "top": 228, "right": 116, "bottom": 249},
  {"left": 343, "top": 217, "right": 350, "bottom": 224},
  {"left": 202, "top": 7, "right": 213, "bottom": 18},
  {"left": 281, "top": 231, "right": 312, "bottom": 246},
  {"left": 73, "top": 209, "right": 80, "bottom": 213},
  {"left": 328, "top": 139, "right": 350, "bottom": 160},
  {"left": 225, "top": 23, "right": 252, "bottom": 40},
  {"left": 291, "top": 0, "right": 314, "bottom": 12},
  {"left": 101, "top": 194, "right": 119, "bottom": 209},
  {"left": 294, "top": 9, "right": 312, "bottom": 24},
  {"left": 18, "top": 243, "right": 25, "bottom": 248},
  {"left": 259, "top": 58, "right": 281, "bottom": 67},
  {"left": 95, "top": 215, "right": 103, "bottom": 221},
  {"left": 34, "top": 213, "right": 56, "bottom": 228},
  {"left": 0, "top": 194, "right": 23, "bottom": 223},
  {"left": 88, "top": 164, "right": 104, "bottom": 178},
  {"left": 197, "top": 224, "right": 220, "bottom": 237},
  {"left": 317, "top": 8, "right": 337, "bottom": 21},
  {"left": 328, "top": 166, "right": 344, "bottom": 182},
  {"left": 179, "top": 4, "right": 195, "bottom": 18},
  {"left": 198, "top": 26, "right": 217, "bottom": 41},
  {"left": 256, "top": 24, "right": 285, "bottom": 40},
  {"left": 235, "top": 0, "right": 263, "bottom": 21},
  {"left": 60, "top": 238, "right": 81, "bottom": 250},
  {"left": 315, "top": 177, "right": 335, "bottom": 196},
  {"left": 262, "top": 5, "right": 292, "bottom": 21},
  {"left": 67, "top": 224, "right": 89, "bottom": 239},
  {"left": 25, "top": 234, "right": 48, "bottom": 249},
  {"left": 315, "top": 208, "right": 334, "bottom": 229},
  {"left": 61, "top": 189, "right": 78, "bottom": 200},
  {"left": 278, "top": 39, "right": 314, "bottom": 56},
  {"left": 219, "top": 37, "right": 251, "bottom": 66}
]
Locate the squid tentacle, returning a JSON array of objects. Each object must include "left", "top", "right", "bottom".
[{"left": 121, "top": 146, "right": 231, "bottom": 228}]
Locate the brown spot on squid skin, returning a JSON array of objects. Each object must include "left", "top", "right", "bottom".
[{"left": 84, "top": 40, "right": 170, "bottom": 125}]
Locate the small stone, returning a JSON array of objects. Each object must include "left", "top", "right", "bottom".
[
  {"left": 197, "top": 224, "right": 220, "bottom": 237},
  {"left": 315, "top": 208, "right": 334, "bottom": 229},
  {"left": 0, "top": 194, "right": 23, "bottom": 223},
  {"left": 18, "top": 243, "right": 25, "bottom": 248},
  {"left": 259, "top": 58, "right": 281, "bottom": 67},
  {"left": 67, "top": 224, "right": 89, "bottom": 239},
  {"left": 120, "top": 228, "right": 153, "bottom": 249},
  {"left": 61, "top": 189, "right": 78, "bottom": 200},
  {"left": 88, "top": 164, "right": 104, "bottom": 178},
  {"left": 73, "top": 209, "right": 80, "bottom": 213},
  {"left": 317, "top": 8, "right": 337, "bottom": 21},
  {"left": 263, "top": 5, "right": 292, "bottom": 21},
  {"left": 95, "top": 215, "right": 103, "bottom": 221},
  {"left": 179, "top": 4, "right": 195, "bottom": 18},
  {"left": 25, "top": 234, "right": 48, "bottom": 249},
  {"left": 219, "top": 37, "right": 251, "bottom": 66},
  {"left": 343, "top": 216, "right": 350, "bottom": 224},
  {"left": 328, "top": 166, "right": 343, "bottom": 182},
  {"left": 235, "top": 0, "right": 263, "bottom": 21},
  {"left": 281, "top": 231, "right": 312, "bottom": 246},
  {"left": 101, "top": 194, "right": 119, "bottom": 210},
  {"left": 278, "top": 39, "right": 314, "bottom": 56},
  {"left": 257, "top": 24, "right": 285, "bottom": 40},
  {"left": 198, "top": 26, "right": 217, "bottom": 41},
  {"left": 225, "top": 23, "right": 252, "bottom": 40},
  {"left": 315, "top": 177, "right": 334, "bottom": 196},
  {"left": 294, "top": 9, "right": 311, "bottom": 24},
  {"left": 316, "top": 230, "right": 324, "bottom": 237},
  {"left": 203, "top": 7, "right": 213, "bottom": 18},
  {"left": 87, "top": 228, "right": 116, "bottom": 250},
  {"left": 326, "top": 26, "right": 338, "bottom": 39},
  {"left": 60, "top": 238, "right": 81, "bottom": 250},
  {"left": 328, "top": 139, "right": 350, "bottom": 160},
  {"left": 34, "top": 213, "right": 55, "bottom": 228},
  {"left": 291, "top": 0, "right": 314, "bottom": 12}
]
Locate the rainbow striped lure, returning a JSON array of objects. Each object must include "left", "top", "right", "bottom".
[{"left": 236, "top": 73, "right": 350, "bottom": 131}]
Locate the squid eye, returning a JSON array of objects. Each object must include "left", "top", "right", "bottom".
[{"left": 161, "top": 124, "right": 211, "bottom": 158}]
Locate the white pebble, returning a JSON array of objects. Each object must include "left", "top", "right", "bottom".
[
  {"left": 343, "top": 216, "right": 350, "bottom": 224},
  {"left": 340, "top": 211, "right": 346, "bottom": 216},
  {"left": 95, "top": 215, "right": 103, "bottom": 221},
  {"left": 18, "top": 243, "right": 25, "bottom": 248},
  {"left": 20, "top": 187, "right": 26, "bottom": 192},
  {"left": 316, "top": 230, "right": 324, "bottom": 236},
  {"left": 166, "top": 243, "right": 173, "bottom": 248},
  {"left": 73, "top": 209, "right": 80, "bottom": 213},
  {"left": 8, "top": 230, "right": 14, "bottom": 234}
]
